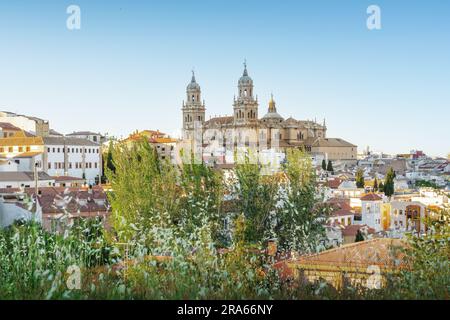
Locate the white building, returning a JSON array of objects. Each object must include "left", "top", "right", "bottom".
[
  {"left": 361, "top": 193, "right": 384, "bottom": 232},
  {"left": 43, "top": 137, "right": 102, "bottom": 184}
]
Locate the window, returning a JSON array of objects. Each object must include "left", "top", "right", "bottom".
[
  {"left": 53, "top": 148, "right": 55, "bottom": 153},
  {"left": 57, "top": 148, "right": 60, "bottom": 153},
  {"left": 95, "top": 162, "right": 98, "bottom": 169},
  {"left": 69, "top": 163, "right": 72, "bottom": 169},
  {"left": 18, "top": 147, "right": 24, "bottom": 152},
  {"left": 0, "top": 147, "right": 3, "bottom": 153},
  {"left": 26, "top": 146, "right": 30, "bottom": 152},
  {"left": 48, "top": 162, "right": 51, "bottom": 169},
  {"left": 48, "top": 148, "right": 50, "bottom": 153},
  {"left": 8, "top": 147, "right": 13, "bottom": 152},
  {"left": 72, "top": 148, "right": 74, "bottom": 153}
]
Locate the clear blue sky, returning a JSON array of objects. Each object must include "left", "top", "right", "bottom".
[{"left": 0, "top": 0, "right": 449, "bottom": 157}]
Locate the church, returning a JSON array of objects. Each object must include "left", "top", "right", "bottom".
[{"left": 181, "top": 63, "right": 357, "bottom": 162}]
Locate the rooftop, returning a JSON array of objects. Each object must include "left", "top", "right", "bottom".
[
  {"left": 0, "top": 122, "right": 21, "bottom": 131},
  {"left": 43, "top": 136, "right": 99, "bottom": 146},
  {"left": 0, "top": 171, "right": 53, "bottom": 182},
  {"left": 360, "top": 193, "right": 383, "bottom": 201}
]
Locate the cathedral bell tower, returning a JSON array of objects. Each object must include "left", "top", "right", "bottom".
[
  {"left": 233, "top": 62, "right": 258, "bottom": 126},
  {"left": 182, "top": 71, "right": 206, "bottom": 139}
]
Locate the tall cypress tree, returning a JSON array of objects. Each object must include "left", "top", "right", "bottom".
[
  {"left": 326, "top": 160, "right": 334, "bottom": 173},
  {"left": 322, "top": 159, "right": 327, "bottom": 171},
  {"left": 373, "top": 177, "right": 378, "bottom": 191},
  {"left": 356, "top": 168, "right": 365, "bottom": 188},
  {"left": 384, "top": 167, "right": 395, "bottom": 197}
]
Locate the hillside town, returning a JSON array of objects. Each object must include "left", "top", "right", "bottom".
[{"left": 0, "top": 67, "right": 449, "bottom": 293}]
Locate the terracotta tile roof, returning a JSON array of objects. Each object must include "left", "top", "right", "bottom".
[
  {"left": 0, "top": 131, "right": 44, "bottom": 146},
  {"left": 327, "top": 178, "right": 342, "bottom": 189},
  {"left": 12, "top": 151, "right": 43, "bottom": 158},
  {"left": 330, "top": 208, "right": 354, "bottom": 217},
  {"left": 0, "top": 122, "right": 21, "bottom": 131},
  {"left": 360, "top": 193, "right": 383, "bottom": 201},
  {"left": 52, "top": 176, "right": 85, "bottom": 182},
  {"left": 326, "top": 198, "right": 353, "bottom": 211},
  {"left": 294, "top": 238, "right": 405, "bottom": 268},
  {"left": 13, "top": 186, "right": 111, "bottom": 215},
  {"left": 342, "top": 224, "right": 375, "bottom": 237}
]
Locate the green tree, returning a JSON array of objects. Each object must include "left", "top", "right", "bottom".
[
  {"left": 326, "top": 160, "right": 334, "bottom": 173},
  {"left": 388, "top": 207, "right": 450, "bottom": 299},
  {"left": 373, "top": 177, "right": 378, "bottom": 191},
  {"left": 384, "top": 167, "right": 395, "bottom": 197},
  {"left": 276, "top": 149, "right": 329, "bottom": 254},
  {"left": 234, "top": 151, "right": 279, "bottom": 244},
  {"left": 106, "top": 140, "right": 116, "bottom": 173},
  {"left": 105, "top": 138, "right": 181, "bottom": 243},
  {"left": 355, "top": 229, "right": 365, "bottom": 242},
  {"left": 379, "top": 181, "right": 384, "bottom": 193},
  {"left": 101, "top": 140, "right": 116, "bottom": 183},
  {"left": 321, "top": 159, "right": 327, "bottom": 171},
  {"left": 355, "top": 168, "right": 365, "bottom": 188}
]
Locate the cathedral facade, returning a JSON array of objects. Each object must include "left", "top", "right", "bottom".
[{"left": 182, "top": 64, "right": 357, "bottom": 161}]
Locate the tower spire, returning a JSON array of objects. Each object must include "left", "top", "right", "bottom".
[
  {"left": 268, "top": 93, "right": 276, "bottom": 113},
  {"left": 243, "top": 59, "right": 248, "bottom": 76},
  {"left": 191, "top": 69, "right": 196, "bottom": 83}
]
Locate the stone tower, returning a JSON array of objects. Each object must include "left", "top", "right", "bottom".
[
  {"left": 233, "top": 62, "right": 258, "bottom": 126},
  {"left": 182, "top": 71, "right": 206, "bottom": 139}
]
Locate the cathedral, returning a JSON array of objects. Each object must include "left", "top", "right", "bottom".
[{"left": 182, "top": 63, "right": 357, "bottom": 161}]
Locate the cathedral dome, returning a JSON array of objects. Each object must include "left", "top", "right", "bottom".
[
  {"left": 262, "top": 94, "right": 284, "bottom": 121},
  {"left": 187, "top": 71, "right": 200, "bottom": 90},
  {"left": 262, "top": 111, "right": 284, "bottom": 121},
  {"left": 238, "top": 63, "right": 253, "bottom": 85}
]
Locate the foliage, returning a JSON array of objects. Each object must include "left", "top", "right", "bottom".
[
  {"left": 326, "top": 160, "right": 334, "bottom": 173},
  {"left": 0, "top": 218, "right": 117, "bottom": 299},
  {"left": 356, "top": 168, "right": 365, "bottom": 188},
  {"left": 321, "top": 159, "right": 327, "bottom": 171},
  {"left": 415, "top": 180, "right": 439, "bottom": 189},
  {"left": 373, "top": 177, "right": 378, "bottom": 191},
  {"left": 1, "top": 141, "right": 448, "bottom": 300},
  {"left": 384, "top": 167, "right": 395, "bottom": 197},
  {"left": 234, "top": 152, "right": 280, "bottom": 243},
  {"left": 386, "top": 207, "right": 450, "bottom": 299},
  {"left": 105, "top": 138, "right": 180, "bottom": 244},
  {"left": 275, "top": 149, "right": 329, "bottom": 254},
  {"left": 355, "top": 229, "right": 365, "bottom": 242}
]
